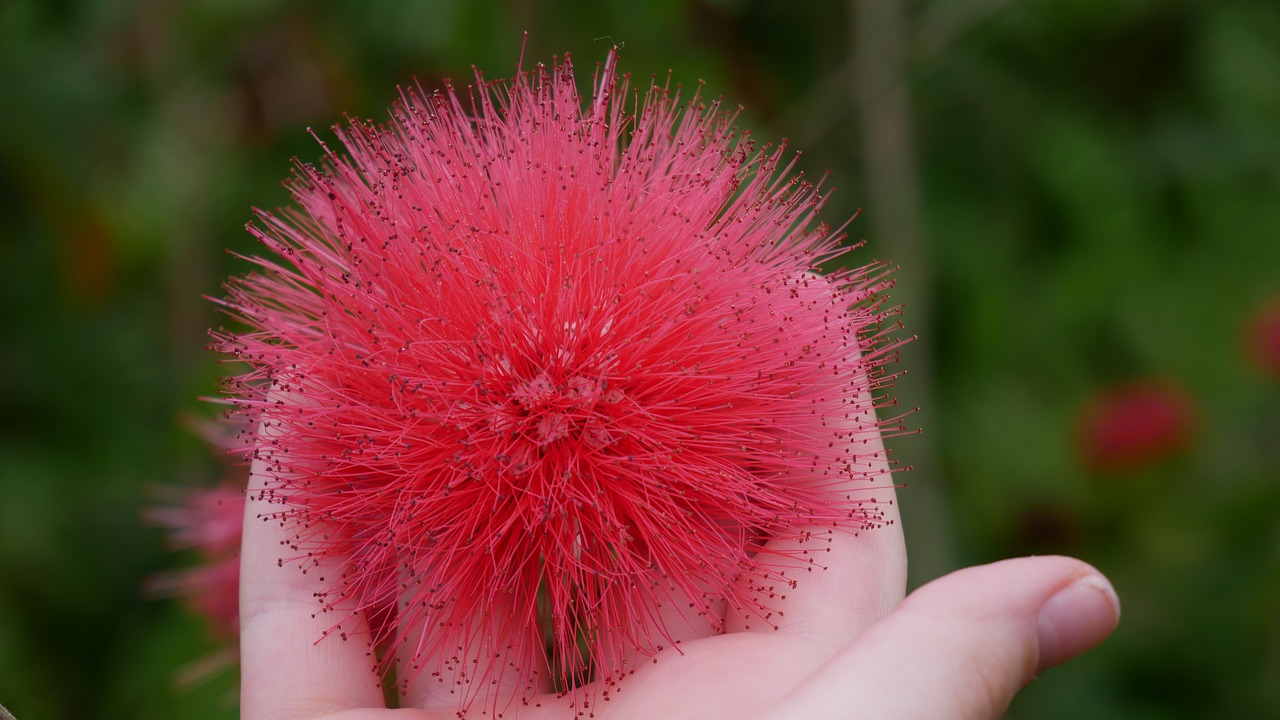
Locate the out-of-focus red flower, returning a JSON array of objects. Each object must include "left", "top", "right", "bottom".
[
  {"left": 214, "top": 50, "right": 902, "bottom": 708},
  {"left": 1076, "top": 380, "right": 1197, "bottom": 474},
  {"left": 1245, "top": 300, "right": 1280, "bottom": 380}
]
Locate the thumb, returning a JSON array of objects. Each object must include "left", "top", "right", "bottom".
[{"left": 756, "top": 556, "right": 1120, "bottom": 720}]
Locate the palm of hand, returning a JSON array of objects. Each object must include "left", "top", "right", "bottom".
[
  {"left": 239, "top": 415, "right": 1118, "bottom": 720},
  {"left": 240, "top": 404, "right": 905, "bottom": 720}
]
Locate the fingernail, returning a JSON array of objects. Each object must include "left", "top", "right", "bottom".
[{"left": 1035, "top": 574, "right": 1121, "bottom": 672}]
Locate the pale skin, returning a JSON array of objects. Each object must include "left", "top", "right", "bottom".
[{"left": 240, "top": 392, "right": 1120, "bottom": 720}]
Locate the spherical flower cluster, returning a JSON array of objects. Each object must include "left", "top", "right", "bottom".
[{"left": 214, "top": 50, "right": 901, "bottom": 707}]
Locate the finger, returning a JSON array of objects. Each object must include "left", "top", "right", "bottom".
[
  {"left": 755, "top": 556, "right": 1121, "bottom": 720},
  {"left": 728, "top": 386, "right": 906, "bottom": 646},
  {"left": 240, "top": 432, "right": 385, "bottom": 719}
]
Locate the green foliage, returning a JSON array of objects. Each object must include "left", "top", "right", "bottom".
[{"left": 0, "top": 0, "right": 1275, "bottom": 717}]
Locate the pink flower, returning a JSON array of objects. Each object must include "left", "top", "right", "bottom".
[
  {"left": 1076, "top": 379, "right": 1197, "bottom": 474},
  {"left": 146, "top": 416, "right": 254, "bottom": 684},
  {"left": 214, "top": 50, "right": 900, "bottom": 707},
  {"left": 146, "top": 482, "right": 245, "bottom": 640}
]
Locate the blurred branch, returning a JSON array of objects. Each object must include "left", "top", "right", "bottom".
[
  {"left": 852, "top": 0, "right": 952, "bottom": 586},
  {"left": 778, "top": 0, "right": 1018, "bottom": 146},
  {"left": 914, "top": 0, "right": 1020, "bottom": 61}
]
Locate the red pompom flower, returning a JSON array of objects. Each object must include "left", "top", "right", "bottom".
[{"left": 214, "top": 50, "right": 901, "bottom": 708}]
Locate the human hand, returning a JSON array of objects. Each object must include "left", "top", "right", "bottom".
[{"left": 239, "top": 402, "right": 1118, "bottom": 720}]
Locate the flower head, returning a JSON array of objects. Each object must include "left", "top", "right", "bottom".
[{"left": 215, "top": 50, "right": 900, "bottom": 708}]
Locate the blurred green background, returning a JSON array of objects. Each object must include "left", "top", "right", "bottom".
[{"left": 1, "top": 0, "right": 1277, "bottom": 717}]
